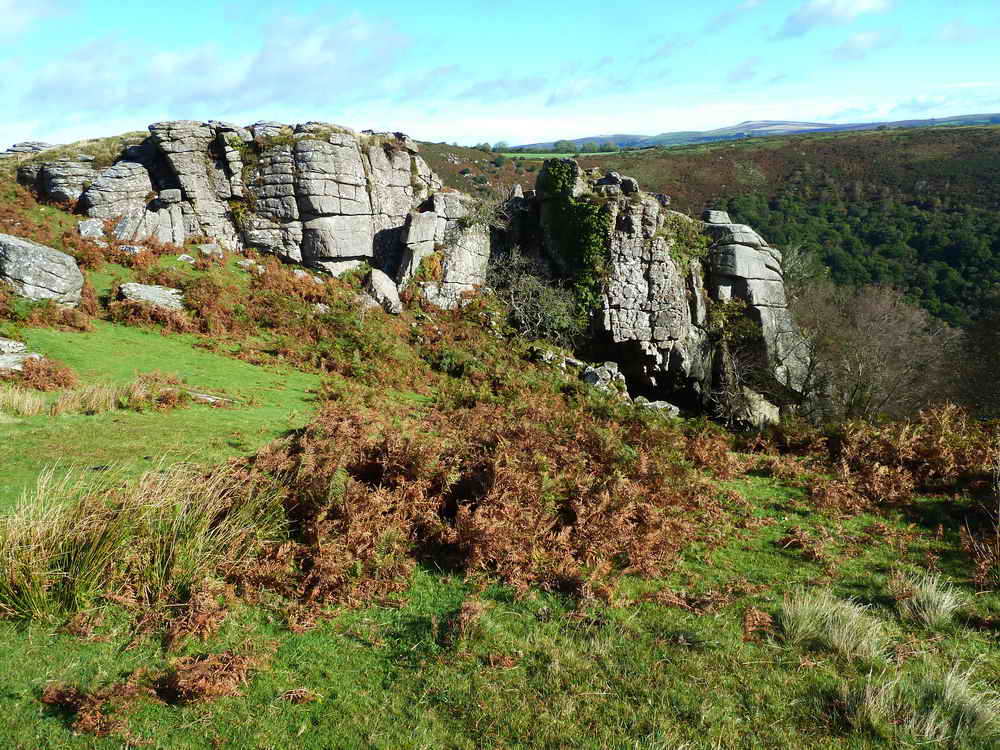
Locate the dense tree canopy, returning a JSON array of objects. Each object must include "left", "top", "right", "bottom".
[{"left": 722, "top": 190, "right": 1000, "bottom": 327}]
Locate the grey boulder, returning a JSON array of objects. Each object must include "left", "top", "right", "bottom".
[
  {"left": 365, "top": 269, "right": 402, "bottom": 314},
  {"left": 0, "top": 337, "right": 28, "bottom": 355},
  {"left": 0, "top": 352, "right": 42, "bottom": 372},
  {"left": 0, "top": 234, "right": 84, "bottom": 306},
  {"left": 119, "top": 283, "right": 185, "bottom": 311}
]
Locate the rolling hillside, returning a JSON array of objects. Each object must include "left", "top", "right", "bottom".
[
  {"left": 514, "top": 112, "right": 1000, "bottom": 150},
  {"left": 421, "top": 125, "right": 1000, "bottom": 325}
]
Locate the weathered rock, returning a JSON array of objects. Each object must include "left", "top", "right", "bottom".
[
  {"left": 177, "top": 254, "right": 196, "bottom": 264},
  {"left": 53, "top": 121, "right": 451, "bottom": 277},
  {"left": 397, "top": 210, "right": 446, "bottom": 286},
  {"left": 702, "top": 210, "right": 732, "bottom": 224},
  {"left": 535, "top": 160, "right": 806, "bottom": 410},
  {"left": 78, "top": 218, "right": 105, "bottom": 240},
  {"left": 0, "top": 351, "right": 42, "bottom": 372},
  {"left": 738, "top": 388, "right": 781, "bottom": 428},
  {"left": 634, "top": 397, "right": 682, "bottom": 417},
  {"left": 4, "top": 141, "right": 57, "bottom": 156},
  {"left": 119, "top": 245, "right": 144, "bottom": 256},
  {"left": 596, "top": 194, "right": 710, "bottom": 397},
  {"left": 196, "top": 243, "right": 223, "bottom": 257},
  {"left": 0, "top": 337, "right": 27, "bottom": 355},
  {"left": 582, "top": 362, "right": 628, "bottom": 396},
  {"left": 119, "top": 283, "right": 184, "bottom": 311},
  {"left": 32, "top": 161, "right": 99, "bottom": 204},
  {"left": 355, "top": 291, "right": 381, "bottom": 310},
  {"left": 704, "top": 213, "right": 808, "bottom": 393},
  {"left": 365, "top": 269, "right": 402, "bottom": 314},
  {"left": 0, "top": 234, "right": 84, "bottom": 306}
]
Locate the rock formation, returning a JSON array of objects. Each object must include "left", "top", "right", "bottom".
[
  {"left": 535, "top": 160, "right": 806, "bottom": 420},
  {"left": 21, "top": 121, "right": 446, "bottom": 278},
  {"left": 10, "top": 126, "right": 809, "bottom": 423},
  {"left": 703, "top": 210, "right": 807, "bottom": 393}
]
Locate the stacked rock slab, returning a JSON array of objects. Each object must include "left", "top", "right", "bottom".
[
  {"left": 703, "top": 210, "right": 808, "bottom": 393},
  {"left": 600, "top": 184, "right": 711, "bottom": 399},
  {"left": 397, "top": 192, "right": 491, "bottom": 310}
]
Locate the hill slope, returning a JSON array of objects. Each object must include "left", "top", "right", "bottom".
[
  {"left": 1, "top": 134, "right": 1000, "bottom": 749},
  {"left": 422, "top": 125, "right": 1000, "bottom": 325}
]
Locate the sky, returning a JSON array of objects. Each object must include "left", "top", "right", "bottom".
[{"left": 1, "top": 0, "right": 998, "bottom": 148}]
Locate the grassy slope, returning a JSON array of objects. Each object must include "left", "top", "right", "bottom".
[
  {"left": 1, "top": 140, "right": 999, "bottom": 749},
  {"left": 0, "top": 322, "right": 320, "bottom": 509},
  {"left": 3, "top": 477, "right": 996, "bottom": 749}
]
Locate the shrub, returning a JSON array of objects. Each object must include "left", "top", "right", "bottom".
[
  {"left": 779, "top": 588, "right": 889, "bottom": 661},
  {"left": 15, "top": 357, "right": 79, "bottom": 391},
  {"left": 486, "top": 246, "right": 582, "bottom": 347},
  {"left": 250, "top": 379, "right": 744, "bottom": 606}
]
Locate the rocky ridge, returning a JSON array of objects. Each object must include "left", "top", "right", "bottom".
[{"left": 9, "top": 128, "right": 805, "bottom": 422}]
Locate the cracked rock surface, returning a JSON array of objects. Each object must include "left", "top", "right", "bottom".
[{"left": 0, "top": 233, "right": 84, "bottom": 306}]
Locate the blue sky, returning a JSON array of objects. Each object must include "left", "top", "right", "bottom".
[{"left": 1, "top": 0, "right": 998, "bottom": 148}]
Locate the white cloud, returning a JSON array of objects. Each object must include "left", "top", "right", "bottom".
[
  {"left": 832, "top": 28, "right": 898, "bottom": 59},
  {"left": 19, "top": 10, "right": 412, "bottom": 128},
  {"left": 938, "top": 19, "right": 992, "bottom": 43},
  {"left": 727, "top": 57, "right": 762, "bottom": 84},
  {"left": 704, "top": 0, "right": 764, "bottom": 32},
  {"left": 0, "top": 0, "right": 71, "bottom": 38},
  {"left": 779, "top": 0, "right": 892, "bottom": 38}
]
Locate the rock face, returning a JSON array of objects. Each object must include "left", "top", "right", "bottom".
[
  {"left": 536, "top": 161, "right": 805, "bottom": 415},
  {"left": 0, "top": 234, "right": 84, "bottom": 306},
  {"left": 600, "top": 193, "right": 711, "bottom": 400},
  {"left": 118, "top": 283, "right": 185, "bottom": 311},
  {"left": 702, "top": 210, "right": 808, "bottom": 393}
]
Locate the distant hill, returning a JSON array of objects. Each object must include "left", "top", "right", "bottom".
[{"left": 515, "top": 112, "right": 1000, "bottom": 150}]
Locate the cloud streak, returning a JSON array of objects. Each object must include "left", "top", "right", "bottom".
[
  {"left": 832, "top": 28, "right": 898, "bottom": 59},
  {"left": 778, "top": 0, "right": 892, "bottom": 38}
]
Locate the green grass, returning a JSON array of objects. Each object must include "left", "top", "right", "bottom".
[
  {"left": 0, "top": 321, "right": 321, "bottom": 509},
  {"left": 2, "top": 476, "right": 999, "bottom": 748}
]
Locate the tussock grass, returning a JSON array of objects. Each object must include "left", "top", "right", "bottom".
[
  {"left": 0, "top": 373, "right": 193, "bottom": 418},
  {"left": 891, "top": 571, "right": 964, "bottom": 629},
  {"left": 0, "top": 384, "right": 45, "bottom": 416},
  {"left": 845, "top": 663, "right": 1000, "bottom": 746},
  {"left": 0, "top": 464, "right": 285, "bottom": 620},
  {"left": 779, "top": 588, "right": 890, "bottom": 661}
]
